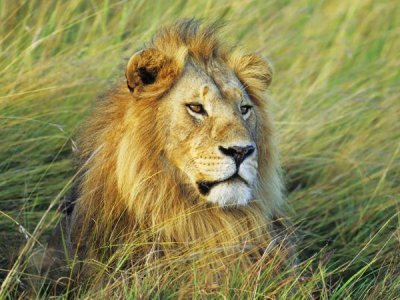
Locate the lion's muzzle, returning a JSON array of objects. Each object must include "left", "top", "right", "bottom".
[{"left": 192, "top": 143, "right": 258, "bottom": 206}]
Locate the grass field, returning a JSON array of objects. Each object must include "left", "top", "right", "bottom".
[{"left": 1, "top": 0, "right": 399, "bottom": 298}]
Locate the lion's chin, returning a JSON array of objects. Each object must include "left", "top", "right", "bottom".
[{"left": 205, "top": 181, "right": 253, "bottom": 207}]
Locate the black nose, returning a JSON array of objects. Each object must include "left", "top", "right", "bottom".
[{"left": 219, "top": 145, "right": 255, "bottom": 166}]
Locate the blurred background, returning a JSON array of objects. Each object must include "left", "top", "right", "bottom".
[{"left": 0, "top": 0, "right": 399, "bottom": 298}]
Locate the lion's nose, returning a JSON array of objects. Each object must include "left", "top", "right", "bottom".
[{"left": 219, "top": 145, "right": 255, "bottom": 166}]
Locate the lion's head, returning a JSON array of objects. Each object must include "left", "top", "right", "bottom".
[{"left": 119, "top": 21, "right": 279, "bottom": 209}]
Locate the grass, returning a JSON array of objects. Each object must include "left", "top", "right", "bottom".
[{"left": 0, "top": 0, "right": 399, "bottom": 298}]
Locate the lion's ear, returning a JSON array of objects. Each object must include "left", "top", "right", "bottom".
[
  {"left": 227, "top": 51, "right": 273, "bottom": 103},
  {"left": 125, "top": 48, "right": 184, "bottom": 99}
]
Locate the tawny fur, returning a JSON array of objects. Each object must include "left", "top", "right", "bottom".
[{"left": 46, "top": 20, "right": 292, "bottom": 285}]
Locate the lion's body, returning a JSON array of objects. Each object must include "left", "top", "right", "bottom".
[{"left": 45, "top": 20, "right": 292, "bottom": 285}]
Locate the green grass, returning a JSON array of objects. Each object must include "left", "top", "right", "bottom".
[{"left": 1, "top": 0, "right": 399, "bottom": 298}]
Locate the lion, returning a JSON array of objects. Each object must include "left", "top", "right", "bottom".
[{"left": 43, "top": 20, "right": 294, "bottom": 291}]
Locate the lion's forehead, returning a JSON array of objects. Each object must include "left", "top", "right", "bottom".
[{"left": 182, "top": 61, "right": 248, "bottom": 103}]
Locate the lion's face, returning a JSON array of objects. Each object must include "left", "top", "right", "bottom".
[{"left": 160, "top": 62, "right": 259, "bottom": 206}]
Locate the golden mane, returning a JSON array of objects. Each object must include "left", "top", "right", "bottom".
[{"left": 48, "top": 20, "right": 291, "bottom": 284}]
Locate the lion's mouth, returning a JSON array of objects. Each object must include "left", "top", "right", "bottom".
[{"left": 197, "top": 173, "right": 248, "bottom": 195}]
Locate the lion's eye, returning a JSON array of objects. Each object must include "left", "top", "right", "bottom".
[
  {"left": 186, "top": 104, "right": 206, "bottom": 115},
  {"left": 240, "top": 105, "right": 252, "bottom": 115}
]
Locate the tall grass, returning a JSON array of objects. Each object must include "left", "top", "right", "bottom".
[{"left": 0, "top": 0, "right": 399, "bottom": 298}]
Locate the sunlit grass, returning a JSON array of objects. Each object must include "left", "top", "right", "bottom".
[{"left": 1, "top": 0, "right": 399, "bottom": 298}]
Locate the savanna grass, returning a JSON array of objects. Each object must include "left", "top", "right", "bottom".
[{"left": 0, "top": 0, "right": 399, "bottom": 298}]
